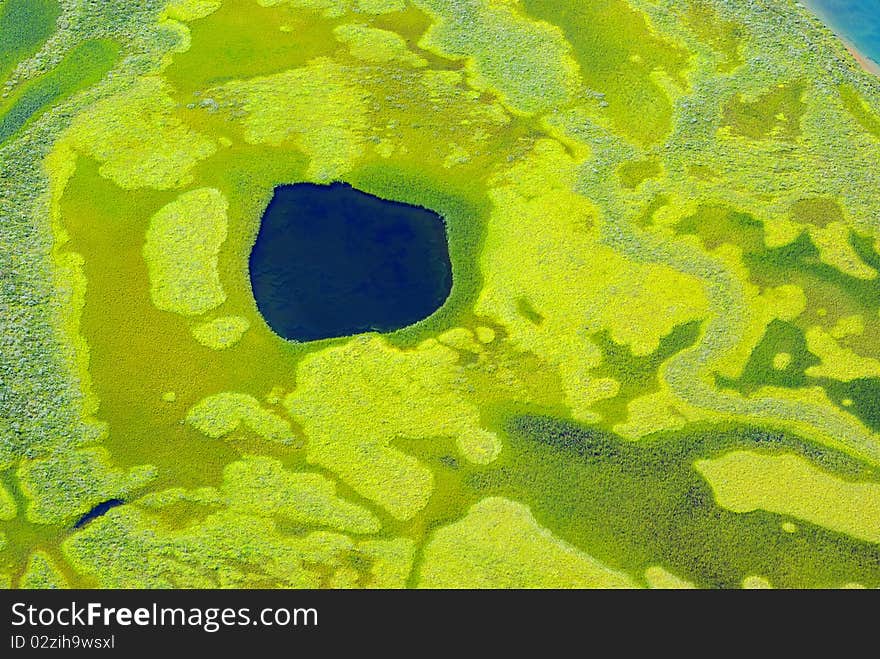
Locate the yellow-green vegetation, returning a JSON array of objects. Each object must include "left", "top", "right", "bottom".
[
  {"left": 19, "top": 551, "right": 68, "bottom": 589},
  {"left": 1, "top": 0, "right": 880, "bottom": 589},
  {"left": 334, "top": 23, "right": 427, "bottom": 67},
  {"left": 143, "top": 187, "right": 229, "bottom": 315},
  {"left": 644, "top": 565, "right": 696, "bottom": 589},
  {"left": 186, "top": 392, "right": 294, "bottom": 444},
  {"left": 721, "top": 82, "right": 807, "bottom": 140},
  {"left": 222, "top": 457, "right": 382, "bottom": 534},
  {"left": 695, "top": 450, "right": 880, "bottom": 544},
  {"left": 418, "top": 497, "right": 636, "bottom": 588},
  {"left": 284, "top": 336, "right": 501, "bottom": 520},
  {"left": 191, "top": 315, "right": 250, "bottom": 349}
]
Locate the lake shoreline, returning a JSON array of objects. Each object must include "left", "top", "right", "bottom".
[{"left": 801, "top": 0, "right": 880, "bottom": 77}]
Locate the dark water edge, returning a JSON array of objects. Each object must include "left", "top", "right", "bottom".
[
  {"left": 803, "top": 0, "right": 880, "bottom": 70},
  {"left": 249, "top": 183, "right": 453, "bottom": 342},
  {"left": 74, "top": 499, "right": 124, "bottom": 529}
]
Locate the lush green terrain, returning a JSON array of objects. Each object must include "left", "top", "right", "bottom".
[{"left": 1, "top": 0, "right": 879, "bottom": 588}]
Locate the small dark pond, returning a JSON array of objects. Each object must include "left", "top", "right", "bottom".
[
  {"left": 73, "top": 498, "right": 124, "bottom": 529},
  {"left": 249, "top": 183, "right": 453, "bottom": 342}
]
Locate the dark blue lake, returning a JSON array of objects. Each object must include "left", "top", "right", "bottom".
[
  {"left": 805, "top": 0, "right": 880, "bottom": 70},
  {"left": 249, "top": 183, "right": 453, "bottom": 342}
]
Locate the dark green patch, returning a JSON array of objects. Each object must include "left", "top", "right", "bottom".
[
  {"left": 515, "top": 298, "right": 544, "bottom": 325},
  {"left": 407, "top": 417, "right": 880, "bottom": 588},
  {"left": 682, "top": 0, "right": 744, "bottom": 72},
  {"left": 0, "top": 0, "right": 60, "bottom": 83},
  {"left": 715, "top": 319, "right": 880, "bottom": 433},
  {"left": 825, "top": 378, "right": 880, "bottom": 432},
  {"left": 617, "top": 157, "right": 662, "bottom": 189},
  {"left": 0, "top": 39, "right": 119, "bottom": 145},
  {"left": 717, "top": 320, "right": 819, "bottom": 394},
  {"left": 721, "top": 82, "right": 806, "bottom": 140},
  {"left": 790, "top": 198, "right": 845, "bottom": 228},
  {"left": 747, "top": 232, "right": 880, "bottom": 313},
  {"left": 590, "top": 320, "right": 702, "bottom": 425},
  {"left": 675, "top": 204, "right": 764, "bottom": 252},
  {"left": 163, "top": 0, "right": 338, "bottom": 94}
]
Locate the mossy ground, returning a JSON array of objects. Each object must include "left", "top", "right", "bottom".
[{"left": 1, "top": 0, "right": 880, "bottom": 588}]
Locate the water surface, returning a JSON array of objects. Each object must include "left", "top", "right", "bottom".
[
  {"left": 249, "top": 183, "right": 452, "bottom": 342},
  {"left": 805, "top": 0, "right": 880, "bottom": 70}
]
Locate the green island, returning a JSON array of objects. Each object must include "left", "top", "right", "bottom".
[{"left": 1, "top": 0, "right": 879, "bottom": 588}]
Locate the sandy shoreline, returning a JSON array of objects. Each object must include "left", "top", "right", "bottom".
[
  {"left": 801, "top": 1, "right": 880, "bottom": 77},
  {"left": 844, "top": 41, "right": 880, "bottom": 76}
]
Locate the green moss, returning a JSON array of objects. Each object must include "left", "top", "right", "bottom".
[
  {"left": 520, "top": 0, "right": 690, "bottom": 144},
  {"left": 790, "top": 198, "right": 845, "bottom": 228},
  {"left": 413, "top": 0, "right": 579, "bottom": 115},
  {"left": 682, "top": 0, "right": 743, "bottom": 72},
  {"left": 5, "top": 0, "right": 880, "bottom": 589},
  {"left": 721, "top": 82, "right": 806, "bottom": 140},
  {"left": 445, "top": 417, "right": 880, "bottom": 588},
  {"left": 617, "top": 157, "right": 662, "bottom": 189},
  {"left": 839, "top": 84, "right": 880, "bottom": 140},
  {"left": 0, "top": 39, "right": 120, "bottom": 145},
  {"left": 0, "top": 0, "right": 60, "bottom": 82}
]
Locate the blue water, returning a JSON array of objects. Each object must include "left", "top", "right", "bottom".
[
  {"left": 804, "top": 0, "right": 880, "bottom": 69},
  {"left": 74, "top": 499, "right": 124, "bottom": 528},
  {"left": 249, "top": 183, "right": 452, "bottom": 342}
]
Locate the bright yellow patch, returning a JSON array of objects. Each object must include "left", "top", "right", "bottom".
[
  {"left": 284, "top": 336, "right": 500, "bottom": 520},
  {"left": 192, "top": 316, "right": 251, "bottom": 350},
  {"left": 644, "top": 565, "right": 696, "bottom": 589},
  {"left": 418, "top": 497, "right": 638, "bottom": 588},
  {"left": 223, "top": 457, "right": 381, "bottom": 534},
  {"left": 163, "top": 0, "right": 222, "bottom": 21},
  {"left": 0, "top": 483, "right": 16, "bottom": 521},
  {"left": 212, "top": 59, "right": 368, "bottom": 181},
  {"left": 143, "top": 188, "right": 228, "bottom": 316},
  {"left": 695, "top": 450, "right": 880, "bottom": 543},
  {"left": 804, "top": 326, "right": 880, "bottom": 381},
  {"left": 772, "top": 352, "right": 792, "bottom": 370},
  {"left": 742, "top": 575, "right": 773, "bottom": 589},
  {"left": 66, "top": 77, "right": 216, "bottom": 189},
  {"left": 186, "top": 392, "right": 295, "bottom": 444},
  {"left": 334, "top": 24, "right": 427, "bottom": 67}
]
